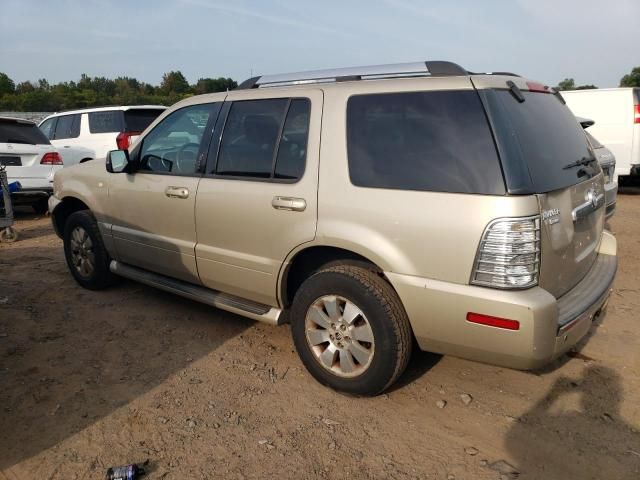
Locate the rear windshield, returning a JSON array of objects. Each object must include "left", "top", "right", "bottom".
[
  {"left": 487, "top": 90, "right": 597, "bottom": 193},
  {"left": 88, "top": 111, "right": 123, "bottom": 133},
  {"left": 346, "top": 90, "right": 505, "bottom": 195},
  {"left": 124, "top": 109, "right": 164, "bottom": 132},
  {"left": 0, "top": 120, "right": 50, "bottom": 145}
]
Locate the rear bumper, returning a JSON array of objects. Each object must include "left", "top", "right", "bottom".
[
  {"left": 387, "top": 231, "right": 617, "bottom": 370},
  {"left": 10, "top": 187, "right": 53, "bottom": 205}
]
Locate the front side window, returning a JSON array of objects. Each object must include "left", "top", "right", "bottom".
[
  {"left": 39, "top": 117, "right": 57, "bottom": 139},
  {"left": 89, "top": 110, "right": 123, "bottom": 133},
  {"left": 215, "top": 98, "right": 310, "bottom": 181},
  {"left": 138, "top": 103, "right": 216, "bottom": 175},
  {"left": 54, "top": 114, "right": 80, "bottom": 139},
  {"left": 347, "top": 90, "right": 505, "bottom": 195}
]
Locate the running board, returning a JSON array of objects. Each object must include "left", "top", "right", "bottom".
[{"left": 110, "top": 261, "right": 282, "bottom": 325}]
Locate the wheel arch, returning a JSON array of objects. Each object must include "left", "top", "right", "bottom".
[
  {"left": 279, "top": 244, "right": 392, "bottom": 308},
  {"left": 51, "top": 196, "right": 91, "bottom": 238}
]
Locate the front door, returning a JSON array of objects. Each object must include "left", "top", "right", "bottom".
[
  {"left": 195, "top": 90, "right": 322, "bottom": 305},
  {"left": 108, "top": 102, "right": 220, "bottom": 283}
]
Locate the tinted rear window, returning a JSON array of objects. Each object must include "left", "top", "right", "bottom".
[
  {"left": 0, "top": 120, "right": 50, "bottom": 145},
  {"left": 346, "top": 90, "right": 505, "bottom": 195},
  {"left": 89, "top": 111, "right": 123, "bottom": 133},
  {"left": 490, "top": 90, "right": 597, "bottom": 192},
  {"left": 124, "top": 109, "right": 164, "bottom": 132}
]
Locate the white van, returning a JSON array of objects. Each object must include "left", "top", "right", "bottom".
[
  {"left": 39, "top": 106, "right": 166, "bottom": 162},
  {"left": 561, "top": 88, "right": 640, "bottom": 181}
]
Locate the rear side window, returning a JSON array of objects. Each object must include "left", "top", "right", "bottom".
[
  {"left": 0, "top": 120, "right": 51, "bottom": 145},
  {"left": 54, "top": 114, "right": 80, "bottom": 139},
  {"left": 89, "top": 110, "right": 123, "bottom": 133},
  {"left": 124, "top": 109, "right": 164, "bottom": 132},
  {"left": 489, "top": 90, "right": 597, "bottom": 193},
  {"left": 347, "top": 91, "right": 505, "bottom": 195}
]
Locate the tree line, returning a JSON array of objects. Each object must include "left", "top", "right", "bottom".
[
  {"left": 0, "top": 71, "right": 236, "bottom": 112},
  {"left": 0, "top": 66, "right": 638, "bottom": 111},
  {"left": 554, "top": 66, "right": 639, "bottom": 91}
]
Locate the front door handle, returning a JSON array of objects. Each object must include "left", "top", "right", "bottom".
[
  {"left": 272, "top": 196, "right": 306, "bottom": 212},
  {"left": 165, "top": 186, "right": 190, "bottom": 199}
]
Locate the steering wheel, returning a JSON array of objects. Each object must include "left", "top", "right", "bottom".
[{"left": 176, "top": 143, "right": 200, "bottom": 173}]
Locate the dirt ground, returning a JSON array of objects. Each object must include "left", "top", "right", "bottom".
[{"left": 0, "top": 193, "right": 639, "bottom": 480}]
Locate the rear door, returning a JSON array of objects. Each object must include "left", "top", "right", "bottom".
[
  {"left": 481, "top": 83, "right": 605, "bottom": 298},
  {"left": 0, "top": 119, "right": 55, "bottom": 187},
  {"left": 194, "top": 89, "right": 321, "bottom": 306},
  {"left": 85, "top": 110, "right": 124, "bottom": 158}
]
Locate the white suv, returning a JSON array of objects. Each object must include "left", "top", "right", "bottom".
[
  {"left": 0, "top": 117, "right": 91, "bottom": 212},
  {"left": 39, "top": 106, "right": 166, "bottom": 161}
]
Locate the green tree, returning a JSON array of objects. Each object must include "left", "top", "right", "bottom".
[
  {"left": 575, "top": 84, "right": 598, "bottom": 90},
  {"left": 0, "top": 72, "right": 15, "bottom": 95},
  {"left": 556, "top": 78, "right": 576, "bottom": 91},
  {"left": 194, "top": 77, "right": 237, "bottom": 94},
  {"left": 160, "top": 70, "right": 190, "bottom": 94},
  {"left": 620, "top": 66, "right": 640, "bottom": 87}
]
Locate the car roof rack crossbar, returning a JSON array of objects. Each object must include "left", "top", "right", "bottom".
[{"left": 235, "top": 61, "right": 468, "bottom": 89}]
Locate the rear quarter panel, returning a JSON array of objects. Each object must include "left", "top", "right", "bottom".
[{"left": 316, "top": 79, "right": 540, "bottom": 284}]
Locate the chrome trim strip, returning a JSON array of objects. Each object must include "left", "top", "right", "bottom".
[{"left": 572, "top": 193, "right": 605, "bottom": 222}]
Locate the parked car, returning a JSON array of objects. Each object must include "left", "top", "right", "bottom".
[
  {"left": 562, "top": 88, "right": 640, "bottom": 183},
  {"left": 0, "top": 117, "right": 91, "bottom": 213},
  {"left": 577, "top": 117, "right": 617, "bottom": 219},
  {"left": 49, "top": 61, "right": 617, "bottom": 395},
  {"left": 39, "top": 106, "right": 166, "bottom": 161}
]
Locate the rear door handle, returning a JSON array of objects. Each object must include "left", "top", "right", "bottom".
[
  {"left": 272, "top": 196, "right": 306, "bottom": 212},
  {"left": 165, "top": 186, "right": 190, "bottom": 199}
]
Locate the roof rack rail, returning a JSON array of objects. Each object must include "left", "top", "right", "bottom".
[
  {"left": 468, "top": 71, "right": 522, "bottom": 77},
  {"left": 235, "top": 61, "right": 468, "bottom": 90}
]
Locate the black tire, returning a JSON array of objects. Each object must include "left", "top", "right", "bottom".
[
  {"left": 32, "top": 198, "right": 49, "bottom": 215},
  {"left": 63, "top": 210, "right": 116, "bottom": 290},
  {"left": 290, "top": 264, "right": 412, "bottom": 396}
]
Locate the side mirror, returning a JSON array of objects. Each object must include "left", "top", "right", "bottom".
[{"left": 106, "top": 149, "right": 130, "bottom": 173}]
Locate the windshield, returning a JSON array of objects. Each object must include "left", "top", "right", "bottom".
[
  {"left": 0, "top": 120, "right": 51, "bottom": 145},
  {"left": 484, "top": 89, "right": 598, "bottom": 193}
]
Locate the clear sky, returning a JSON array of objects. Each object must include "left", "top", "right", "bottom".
[{"left": 0, "top": 0, "right": 638, "bottom": 88}]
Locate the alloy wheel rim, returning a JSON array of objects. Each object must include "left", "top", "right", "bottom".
[
  {"left": 304, "top": 295, "right": 375, "bottom": 378},
  {"left": 70, "top": 226, "right": 95, "bottom": 277}
]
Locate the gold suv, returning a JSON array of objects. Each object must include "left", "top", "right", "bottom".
[{"left": 49, "top": 61, "right": 617, "bottom": 395}]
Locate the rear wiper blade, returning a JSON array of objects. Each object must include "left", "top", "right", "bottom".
[
  {"left": 562, "top": 156, "right": 597, "bottom": 170},
  {"left": 6, "top": 139, "right": 36, "bottom": 145}
]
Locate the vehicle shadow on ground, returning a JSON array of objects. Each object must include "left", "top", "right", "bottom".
[
  {"left": 389, "top": 348, "right": 442, "bottom": 393},
  {"left": 505, "top": 364, "right": 640, "bottom": 479},
  {"left": 0, "top": 245, "right": 252, "bottom": 470}
]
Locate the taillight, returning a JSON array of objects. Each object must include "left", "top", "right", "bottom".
[
  {"left": 526, "top": 81, "right": 549, "bottom": 93},
  {"left": 634, "top": 105, "right": 640, "bottom": 124},
  {"left": 466, "top": 312, "right": 520, "bottom": 331},
  {"left": 471, "top": 216, "right": 541, "bottom": 289},
  {"left": 41, "top": 152, "right": 63, "bottom": 165},
  {"left": 116, "top": 131, "right": 140, "bottom": 150}
]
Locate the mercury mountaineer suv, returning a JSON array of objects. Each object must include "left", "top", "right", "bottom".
[{"left": 49, "top": 61, "right": 617, "bottom": 395}]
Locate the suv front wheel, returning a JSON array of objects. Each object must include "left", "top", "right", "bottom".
[
  {"left": 63, "top": 211, "right": 117, "bottom": 290},
  {"left": 291, "top": 265, "right": 412, "bottom": 395}
]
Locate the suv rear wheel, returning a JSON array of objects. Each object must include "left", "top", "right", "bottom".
[
  {"left": 63, "top": 211, "right": 117, "bottom": 290},
  {"left": 290, "top": 265, "right": 412, "bottom": 395}
]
